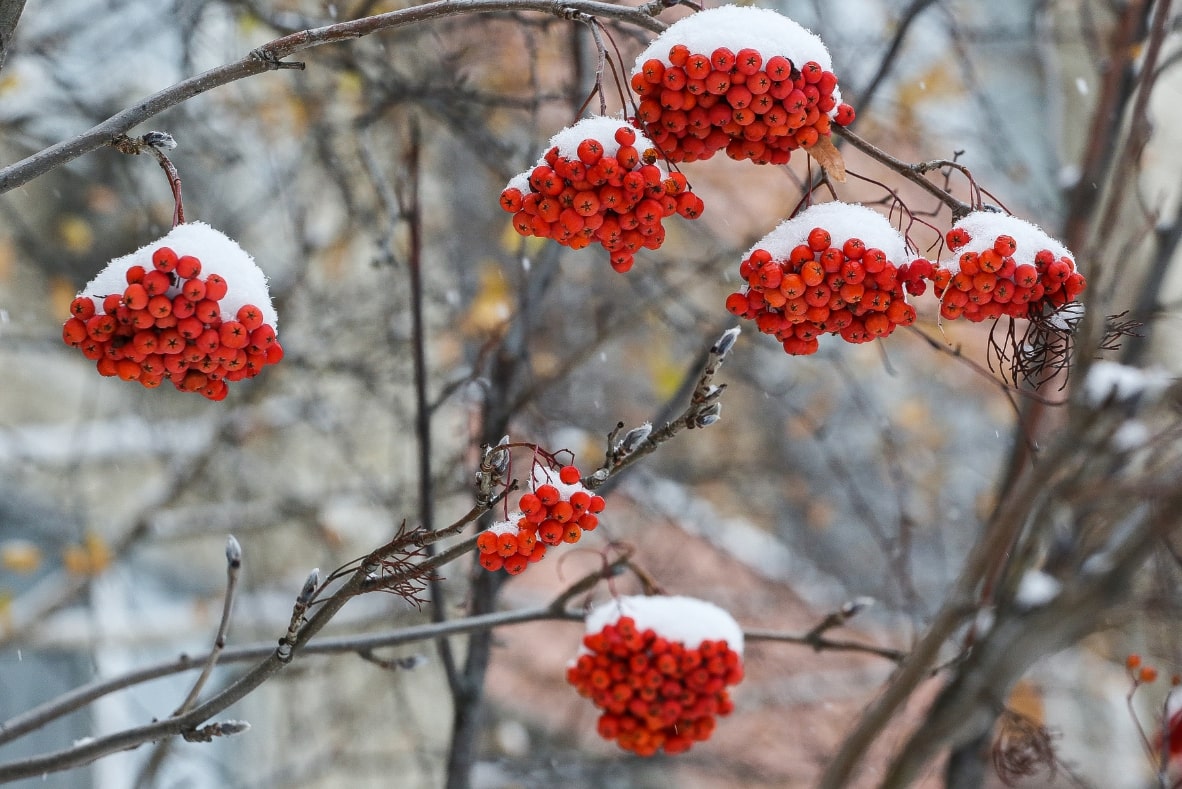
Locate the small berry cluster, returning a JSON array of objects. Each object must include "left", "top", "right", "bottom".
[
  {"left": 500, "top": 117, "right": 703, "bottom": 273},
  {"left": 1126, "top": 653, "right": 1161, "bottom": 685},
  {"left": 566, "top": 597, "right": 744, "bottom": 756},
  {"left": 629, "top": 6, "right": 853, "bottom": 165},
  {"left": 476, "top": 464, "right": 605, "bottom": 574},
  {"left": 61, "top": 247, "right": 282, "bottom": 400},
  {"left": 930, "top": 212, "right": 1087, "bottom": 323},
  {"left": 725, "top": 202, "right": 915, "bottom": 355}
]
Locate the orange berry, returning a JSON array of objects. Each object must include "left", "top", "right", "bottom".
[
  {"left": 176, "top": 255, "right": 202, "bottom": 279},
  {"left": 538, "top": 519, "right": 564, "bottom": 545},
  {"left": 496, "top": 532, "right": 519, "bottom": 557},
  {"left": 152, "top": 246, "right": 178, "bottom": 272},
  {"left": 204, "top": 274, "right": 229, "bottom": 301},
  {"left": 476, "top": 531, "right": 499, "bottom": 554}
]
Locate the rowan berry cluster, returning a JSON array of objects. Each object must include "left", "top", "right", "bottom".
[
  {"left": 725, "top": 202, "right": 916, "bottom": 355},
  {"left": 930, "top": 213, "right": 1087, "bottom": 323},
  {"left": 500, "top": 116, "right": 704, "bottom": 273},
  {"left": 476, "top": 464, "right": 605, "bottom": 574},
  {"left": 62, "top": 248, "right": 281, "bottom": 400},
  {"left": 61, "top": 223, "right": 281, "bottom": 400},
  {"left": 629, "top": 5, "right": 854, "bottom": 165},
  {"left": 566, "top": 596, "right": 744, "bottom": 756}
]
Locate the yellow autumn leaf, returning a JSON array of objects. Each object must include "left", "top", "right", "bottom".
[
  {"left": 462, "top": 264, "right": 514, "bottom": 337},
  {"left": 61, "top": 531, "right": 113, "bottom": 576},
  {"left": 643, "top": 341, "right": 684, "bottom": 401},
  {"left": 49, "top": 276, "right": 77, "bottom": 319},
  {"left": 809, "top": 136, "right": 846, "bottom": 183},
  {"left": 0, "top": 540, "right": 43, "bottom": 574},
  {"left": 57, "top": 215, "right": 94, "bottom": 254}
]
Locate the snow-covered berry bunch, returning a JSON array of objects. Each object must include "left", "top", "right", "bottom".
[
  {"left": 476, "top": 464, "right": 605, "bottom": 575},
  {"left": 629, "top": 5, "right": 854, "bottom": 165},
  {"left": 499, "top": 116, "right": 704, "bottom": 273},
  {"left": 930, "top": 212, "right": 1087, "bottom": 323},
  {"left": 61, "top": 223, "right": 281, "bottom": 400},
  {"left": 566, "top": 595, "right": 744, "bottom": 757},
  {"left": 725, "top": 202, "right": 916, "bottom": 355}
]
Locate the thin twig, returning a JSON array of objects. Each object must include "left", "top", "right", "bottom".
[
  {"left": 832, "top": 126, "right": 974, "bottom": 220},
  {"left": 172, "top": 536, "right": 242, "bottom": 716}
]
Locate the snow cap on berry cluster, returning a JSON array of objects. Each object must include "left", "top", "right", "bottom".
[
  {"left": 548, "top": 116, "right": 659, "bottom": 162},
  {"left": 750, "top": 202, "right": 908, "bottom": 263},
  {"left": 634, "top": 5, "right": 840, "bottom": 106},
  {"left": 532, "top": 463, "right": 592, "bottom": 500},
  {"left": 487, "top": 516, "right": 525, "bottom": 537},
  {"left": 582, "top": 595, "right": 744, "bottom": 656},
  {"left": 81, "top": 222, "right": 278, "bottom": 329},
  {"left": 944, "top": 211, "right": 1074, "bottom": 273},
  {"left": 506, "top": 116, "right": 663, "bottom": 194}
]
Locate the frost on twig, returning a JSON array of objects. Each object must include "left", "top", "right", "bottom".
[
  {"left": 475, "top": 435, "right": 511, "bottom": 506},
  {"left": 181, "top": 720, "right": 251, "bottom": 743},
  {"left": 278, "top": 568, "right": 320, "bottom": 663}
]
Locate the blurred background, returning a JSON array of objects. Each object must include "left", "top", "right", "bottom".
[{"left": 1, "top": 0, "right": 1180, "bottom": 786}]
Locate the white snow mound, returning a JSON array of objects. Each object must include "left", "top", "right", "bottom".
[
  {"left": 584, "top": 594, "right": 744, "bottom": 655},
  {"left": 634, "top": 6, "right": 841, "bottom": 105},
  {"left": 81, "top": 222, "right": 278, "bottom": 329},
  {"left": 748, "top": 202, "right": 908, "bottom": 263},
  {"left": 947, "top": 211, "right": 1074, "bottom": 271}
]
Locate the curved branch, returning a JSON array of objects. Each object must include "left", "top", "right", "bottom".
[
  {"left": 833, "top": 126, "right": 974, "bottom": 220},
  {"left": 0, "top": 0, "right": 666, "bottom": 196}
]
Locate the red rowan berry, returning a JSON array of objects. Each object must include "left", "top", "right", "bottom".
[
  {"left": 195, "top": 300, "right": 221, "bottom": 324},
  {"left": 152, "top": 246, "right": 178, "bottom": 272},
  {"left": 70, "top": 296, "right": 96, "bottom": 319},
  {"left": 946, "top": 227, "right": 972, "bottom": 249},
  {"left": 204, "top": 274, "right": 229, "bottom": 302},
  {"left": 182, "top": 278, "right": 206, "bottom": 302},
  {"left": 176, "top": 255, "right": 202, "bottom": 279},
  {"left": 125, "top": 265, "right": 146, "bottom": 285},
  {"left": 62, "top": 318, "right": 87, "bottom": 346}
]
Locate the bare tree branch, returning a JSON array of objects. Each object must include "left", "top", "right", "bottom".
[{"left": 0, "top": 0, "right": 666, "bottom": 196}]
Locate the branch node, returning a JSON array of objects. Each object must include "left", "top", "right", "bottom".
[
  {"left": 250, "top": 47, "right": 305, "bottom": 70},
  {"left": 181, "top": 719, "right": 251, "bottom": 743}
]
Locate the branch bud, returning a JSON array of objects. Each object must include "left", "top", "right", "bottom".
[
  {"left": 840, "top": 596, "right": 875, "bottom": 619},
  {"left": 141, "top": 130, "right": 177, "bottom": 150},
  {"left": 617, "top": 422, "right": 652, "bottom": 454},
  {"left": 711, "top": 326, "right": 741, "bottom": 357},
  {"left": 693, "top": 402, "right": 722, "bottom": 427},
  {"left": 298, "top": 568, "right": 320, "bottom": 605},
  {"left": 225, "top": 535, "right": 242, "bottom": 568}
]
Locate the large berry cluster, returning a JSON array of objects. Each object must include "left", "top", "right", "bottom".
[
  {"left": 500, "top": 116, "right": 704, "bottom": 273},
  {"left": 629, "top": 5, "right": 854, "bottom": 165},
  {"left": 566, "top": 596, "right": 744, "bottom": 756},
  {"left": 930, "top": 212, "right": 1087, "bottom": 323},
  {"left": 725, "top": 202, "right": 916, "bottom": 355},
  {"left": 61, "top": 223, "right": 281, "bottom": 400},
  {"left": 476, "top": 464, "right": 605, "bottom": 574}
]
